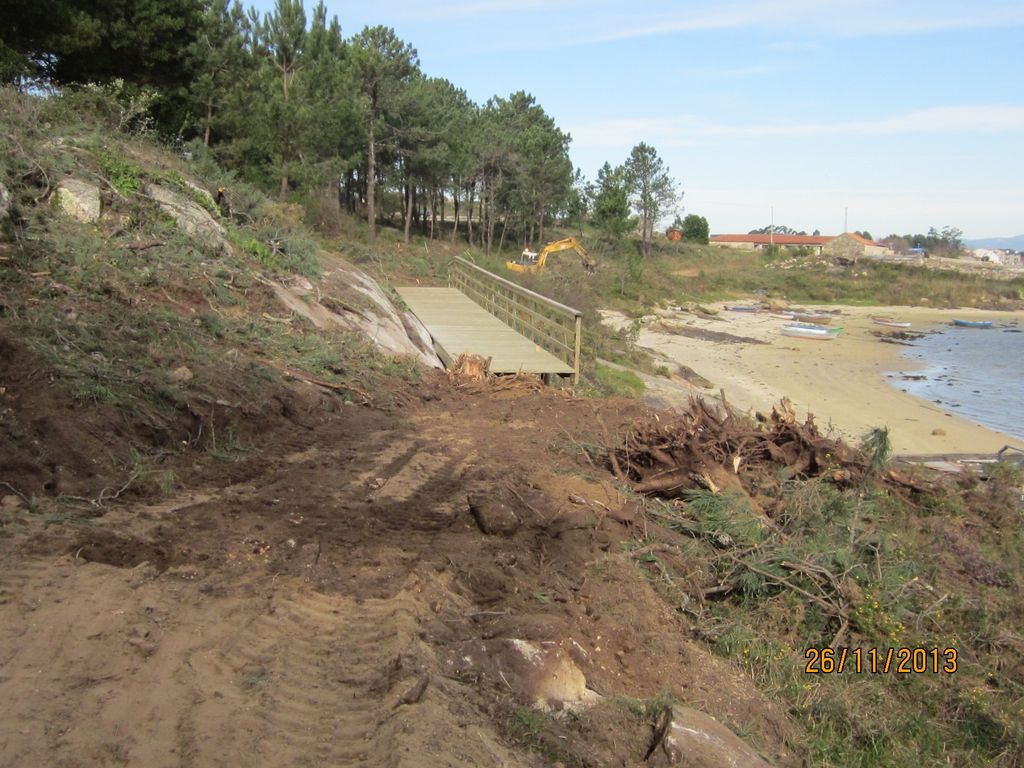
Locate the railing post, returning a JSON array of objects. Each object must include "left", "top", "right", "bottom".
[
  {"left": 448, "top": 256, "right": 582, "bottom": 382},
  {"left": 573, "top": 314, "right": 582, "bottom": 386}
]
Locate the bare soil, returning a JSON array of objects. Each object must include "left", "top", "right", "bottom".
[{"left": 0, "top": 339, "right": 800, "bottom": 767}]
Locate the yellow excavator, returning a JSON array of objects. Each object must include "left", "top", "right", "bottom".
[{"left": 505, "top": 237, "right": 596, "bottom": 274}]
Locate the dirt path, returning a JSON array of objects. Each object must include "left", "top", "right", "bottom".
[{"left": 0, "top": 377, "right": 801, "bottom": 767}]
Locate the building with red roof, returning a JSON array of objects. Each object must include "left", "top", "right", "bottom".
[{"left": 709, "top": 232, "right": 892, "bottom": 257}]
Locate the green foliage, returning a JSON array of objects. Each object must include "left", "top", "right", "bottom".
[
  {"left": 679, "top": 213, "right": 710, "bottom": 244},
  {"left": 98, "top": 152, "right": 144, "bottom": 195},
  {"left": 229, "top": 224, "right": 320, "bottom": 278},
  {"left": 591, "top": 365, "right": 645, "bottom": 397},
  {"left": 859, "top": 426, "right": 893, "bottom": 475},
  {"left": 590, "top": 162, "right": 633, "bottom": 242},
  {"left": 617, "top": 690, "right": 680, "bottom": 720},
  {"left": 632, "top": 463, "right": 1024, "bottom": 766},
  {"left": 623, "top": 142, "right": 678, "bottom": 256},
  {"left": 350, "top": 24, "right": 420, "bottom": 237},
  {"left": 2, "top": 0, "right": 203, "bottom": 93},
  {"left": 681, "top": 490, "right": 766, "bottom": 548}
]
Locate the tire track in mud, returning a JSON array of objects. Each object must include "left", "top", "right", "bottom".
[
  {"left": 192, "top": 585, "right": 429, "bottom": 767},
  {"left": 0, "top": 414, "right": 538, "bottom": 767},
  {"left": 359, "top": 425, "right": 480, "bottom": 536}
]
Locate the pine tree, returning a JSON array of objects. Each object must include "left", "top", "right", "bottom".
[
  {"left": 350, "top": 25, "right": 419, "bottom": 242},
  {"left": 590, "top": 162, "right": 632, "bottom": 242},
  {"left": 624, "top": 142, "right": 677, "bottom": 256}
]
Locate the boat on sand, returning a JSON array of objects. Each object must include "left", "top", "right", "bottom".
[
  {"left": 951, "top": 319, "right": 993, "bottom": 328},
  {"left": 871, "top": 316, "right": 912, "bottom": 328},
  {"left": 791, "top": 312, "right": 834, "bottom": 324},
  {"left": 780, "top": 324, "right": 842, "bottom": 340}
]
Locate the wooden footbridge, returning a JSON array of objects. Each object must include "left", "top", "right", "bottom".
[{"left": 396, "top": 257, "right": 582, "bottom": 384}]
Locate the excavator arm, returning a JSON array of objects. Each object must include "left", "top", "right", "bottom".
[{"left": 506, "top": 237, "right": 596, "bottom": 274}]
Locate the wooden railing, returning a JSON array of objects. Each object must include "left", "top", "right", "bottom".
[{"left": 448, "top": 256, "right": 583, "bottom": 384}]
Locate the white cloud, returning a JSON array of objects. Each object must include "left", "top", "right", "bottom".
[
  {"left": 570, "top": 105, "right": 1024, "bottom": 148},
  {"left": 472, "top": 0, "right": 1024, "bottom": 51},
  {"left": 675, "top": 63, "right": 793, "bottom": 79},
  {"left": 399, "top": 0, "right": 587, "bottom": 21}
]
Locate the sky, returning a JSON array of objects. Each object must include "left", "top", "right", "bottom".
[{"left": 250, "top": 0, "right": 1024, "bottom": 239}]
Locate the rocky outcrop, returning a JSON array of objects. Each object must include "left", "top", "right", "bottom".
[
  {"left": 444, "top": 638, "right": 601, "bottom": 713},
  {"left": 468, "top": 493, "right": 521, "bottom": 535},
  {"left": 270, "top": 263, "right": 442, "bottom": 370},
  {"left": 0, "top": 182, "right": 12, "bottom": 218},
  {"left": 646, "top": 706, "right": 774, "bottom": 767},
  {"left": 144, "top": 183, "right": 228, "bottom": 255},
  {"left": 180, "top": 179, "right": 216, "bottom": 211},
  {"left": 53, "top": 178, "right": 101, "bottom": 223},
  {"left": 0, "top": 182, "right": 12, "bottom": 238}
]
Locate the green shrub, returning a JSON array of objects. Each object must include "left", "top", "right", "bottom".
[{"left": 592, "top": 365, "right": 645, "bottom": 397}]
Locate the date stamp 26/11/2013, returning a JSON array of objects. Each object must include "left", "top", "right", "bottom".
[{"left": 804, "top": 647, "right": 958, "bottom": 675}]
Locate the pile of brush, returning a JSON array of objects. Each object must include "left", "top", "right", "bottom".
[
  {"left": 446, "top": 353, "right": 546, "bottom": 394},
  {"left": 609, "top": 397, "right": 864, "bottom": 503}
]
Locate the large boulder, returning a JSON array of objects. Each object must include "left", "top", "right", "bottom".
[
  {"left": 270, "top": 264, "right": 442, "bottom": 369},
  {"left": 53, "top": 178, "right": 101, "bottom": 223},
  {"left": 144, "top": 183, "right": 228, "bottom": 255},
  {"left": 0, "top": 182, "right": 12, "bottom": 237},
  {"left": 444, "top": 638, "right": 600, "bottom": 713},
  {"left": 647, "top": 705, "right": 773, "bottom": 767}
]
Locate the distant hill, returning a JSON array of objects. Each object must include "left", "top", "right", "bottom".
[{"left": 965, "top": 234, "right": 1024, "bottom": 250}]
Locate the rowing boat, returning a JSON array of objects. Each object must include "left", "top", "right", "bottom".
[
  {"left": 780, "top": 324, "right": 842, "bottom": 340},
  {"left": 871, "top": 316, "right": 912, "bottom": 328},
  {"left": 791, "top": 313, "right": 834, "bottom": 324},
  {"left": 951, "top": 319, "right": 993, "bottom": 328},
  {"left": 788, "top": 321, "right": 836, "bottom": 331}
]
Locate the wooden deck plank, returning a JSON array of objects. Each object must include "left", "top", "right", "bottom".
[{"left": 396, "top": 286, "right": 573, "bottom": 375}]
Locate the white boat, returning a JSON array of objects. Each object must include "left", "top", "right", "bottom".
[
  {"left": 781, "top": 324, "right": 841, "bottom": 340},
  {"left": 871, "top": 316, "right": 912, "bottom": 328},
  {"left": 788, "top": 321, "right": 834, "bottom": 331},
  {"left": 791, "top": 313, "right": 834, "bottom": 325}
]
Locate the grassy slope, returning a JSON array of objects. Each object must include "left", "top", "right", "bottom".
[
  {"left": 464, "top": 226, "right": 1023, "bottom": 311},
  {"left": 0, "top": 89, "right": 420, "bottom": 497},
  {"left": 3, "top": 89, "right": 1024, "bottom": 766}
]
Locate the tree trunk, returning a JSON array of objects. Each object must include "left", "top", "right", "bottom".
[
  {"left": 366, "top": 112, "right": 377, "bottom": 242},
  {"left": 466, "top": 184, "right": 474, "bottom": 245},
  {"left": 279, "top": 67, "right": 291, "bottom": 203},
  {"left": 430, "top": 188, "right": 438, "bottom": 240},
  {"left": 203, "top": 97, "right": 213, "bottom": 147},
  {"left": 341, "top": 171, "right": 355, "bottom": 213},
  {"left": 324, "top": 183, "right": 341, "bottom": 226},
  {"left": 403, "top": 180, "right": 414, "bottom": 244},
  {"left": 278, "top": 154, "right": 290, "bottom": 204},
  {"left": 482, "top": 178, "right": 491, "bottom": 254},
  {"left": 451, "top": 187, "right": 460, "bottom": 241},
  {"left": 485, "top": 183, "right": 496, "bottom": 255},
  {"left": 497, "top": 214, "right": 508, "bottom": 253}
]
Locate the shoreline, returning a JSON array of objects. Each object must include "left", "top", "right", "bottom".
[{"left": 602, "top": 304, "right": 1024, "bottom": 455}]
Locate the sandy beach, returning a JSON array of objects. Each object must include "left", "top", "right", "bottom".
[{"left": 602, "top": 304, "right": 1024, "bottom": 455}]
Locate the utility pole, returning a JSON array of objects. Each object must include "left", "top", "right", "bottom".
[{"left": 770, "top": 205, "right": 774, "bottom": 251}]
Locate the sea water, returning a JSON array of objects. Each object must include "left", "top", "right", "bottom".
[{"left": 891, "top": 324, "right": 1024, "bottom": 441}]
